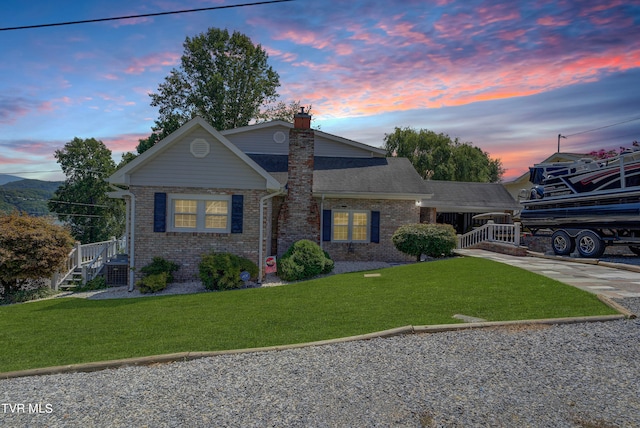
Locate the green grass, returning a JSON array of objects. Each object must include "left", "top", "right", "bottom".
[{"left": 0, "top": 257, "right": 617, "bottom": 373}]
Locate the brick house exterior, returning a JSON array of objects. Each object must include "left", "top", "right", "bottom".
[{"left": 108, "top": 114, "right": 431, "bottom": 287}]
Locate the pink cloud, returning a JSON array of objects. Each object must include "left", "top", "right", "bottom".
[
  {"left": 272, "top": 29, "right": 333, "bottom": 50},
  {"left": 537, "top": 16, "right": 570, "bottom": 26},
  {"left": 102, "top": 133, "right": 149, "bottom": 153},
  {"left": 0, "top": 154, "right": 32, "bottom": 165},
  {"left": 496, "top": 29, "right": 527, "bottom": 41},
  {"left": 264, "top": 47, "right": 298, "bottom": 63},
  {"left": 124, "top": 52, "right": 180, "bottom": 74}
]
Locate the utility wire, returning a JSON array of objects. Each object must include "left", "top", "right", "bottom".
[
  {"left": 0, "top": 0, "right": 294, "bottom": 31},
  {"left": 48, "top": 200, "right": 110, "bottom": 208},
  {"left": 565, "top": 116, "right": 640, "bottom": 137}
]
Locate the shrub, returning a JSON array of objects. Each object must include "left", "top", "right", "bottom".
[
  {"left": 322, "top": 251, "right": 335, "bottom": 274},
  {"left": 277, "top": 240, "right": 334, "bottom": 281},
  {"left": 140, "top": 257, "right": 180, "bottom": 283},
  {"left": 0, "top": 212, "right": 74, "bottom": 297},
  {"left": 198, "top": 252, "right": 258, "bottom": 291},
  {"left": 136, "top": 272, "right": 168, "bottom": 294},
  {"left": 135, "top": 257, "right": 180, "bottom": 294},
  {"left": 392, "top": 223, "right": 457, "bottom": 261},
  {"left": 76, "top": 276, "right": 108, "bottom": 292},
  {"left": 0, "top": 284, "right": 58, "bottom": 305}
]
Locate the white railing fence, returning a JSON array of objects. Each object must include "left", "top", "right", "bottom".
[
  {"left": 51, "top": 236, "right": 126, "bottom": 290},
  {"left": 457, "top": 221, "right": 521, "bottom": 249}
]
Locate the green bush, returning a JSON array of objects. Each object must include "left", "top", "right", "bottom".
[
  {"left": 392, "top": 223, "right": 457, "bottom": 261},
  {"left": 140, "top": 257, "right": 180, "bottom": 283},
  {"left": 76, "top": 276, "right": 108, "bottom": 292},
  {"left": 277, "top": 240, "right": 334, "bottom": 281},
  {"left": 136, "top": 272, "right": 168, "bottom": 294},
  {"left": 322, "top": 251, "right": 335, "bottom": 274},
  {"left": 198, "top": 252, "right": 258, "bottom": 291},
  {"left": 0, "top": 285, "right": 58, "bottom": 305}
]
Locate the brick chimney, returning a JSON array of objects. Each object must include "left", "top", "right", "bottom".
[{"left": 277, "top": 107, "right": 320, "bottom": 255}]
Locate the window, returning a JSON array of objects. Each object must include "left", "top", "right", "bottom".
[
  {"left": 169, "top": 195, "right": 230, "bottom": 232},
  {"left": 332, "top": 210, "right": 369, "bottom": 242}
]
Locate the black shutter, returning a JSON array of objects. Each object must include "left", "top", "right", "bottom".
[
  {"left": 153, "top": 193, "right": 167, "bottom": 232},
  {"left": 231, "top": 195, "right": 243, "bottom": 233},
  {"left": 322, "top": 209, "right": 332, "bottom": 241},
  {"left": 370, "top": 211, "right": 380, "bottom": 243}
]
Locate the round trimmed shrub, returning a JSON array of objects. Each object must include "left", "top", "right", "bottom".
[
  {"left": 136, "top": 272, "right": 168, "bottom": 294},
  {"left": 392, "top": 223, "right": 457, "bottom": 261},
  {"left": 277, "top": 240, "right": 334, "bottom": 281},
  {"left": 199, "top": 252, "right": 258, "bottom": 291},
  {"left": 140, "top": 257, "right": 180, "bottom": 283}
]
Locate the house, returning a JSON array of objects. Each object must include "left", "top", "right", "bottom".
[
  {"left": 419, "top": 181, "right": 520, "bottom": 234},
  {"left": 108, "top": 111, "right": 431, "bottom": 287}
]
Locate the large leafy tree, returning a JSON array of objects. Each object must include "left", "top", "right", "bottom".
[
  {"left": 384, "top": 127, "right": 504, "bottom": 182},
  {"left": 254, "top": 100, "right": 312, "bottom": 124},
  {"left": 138, "top": 28, "right": 280, "bottom": 154},
  {"left": 48, "top": 137, "right": 125, "bottom": 243},
  {"left": 0, "top": 212, "right": 74, "bottom": 296}
]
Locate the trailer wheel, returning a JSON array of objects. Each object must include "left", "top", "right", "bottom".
[
  {"left": 576, "top": 230, "right": 605, "bottom": 258},
  {"left": 551, "top": 230, "right": 574, "bottom": 256},
  {"left": 629, "top": 246, "right": 640, "bottom": 256}
]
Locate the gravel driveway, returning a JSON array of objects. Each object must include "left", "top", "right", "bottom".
[{"left": 1, "top": 298, "right": 639, "bottom": 427}]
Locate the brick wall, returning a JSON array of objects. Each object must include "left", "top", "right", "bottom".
[
  {"left": 277, "top": 127, "right": 320, "bottom": 256},
  {"left": 131, "top": 185, "right": 269, "bottom": 282},
  {"left": 321, "top": 198, "right": 418, "bottom": 262}
]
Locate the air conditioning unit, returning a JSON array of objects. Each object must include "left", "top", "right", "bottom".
[{"left": 105, "top": 256, "right": 128, "bottom": 286}]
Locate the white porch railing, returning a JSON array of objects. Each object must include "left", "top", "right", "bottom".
[
  {"left": 457, "top": 221, "right": 521, "bottom": 249},
  {"left": 51, "top": 236, "right": 126, "bottom": 290}
]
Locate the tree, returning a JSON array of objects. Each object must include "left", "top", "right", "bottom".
[
  {"left": 0, "top": 212, "right": 74, "bottom": 296},
  {"left": 48, "top": 137, "right": 125, "bottom": 243},
  {"left": 254, "top": 100, "right": 313, "bottom": 124},
  {"left": 383, "top": 127, "right": 504, "bottom": 182},
  {"left": 139, "top": 28, "right": 280, "bottom": 154}
]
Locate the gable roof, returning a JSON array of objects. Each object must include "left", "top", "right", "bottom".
[
  {"left": 109, "top": 117, "right": 281, "bottom": 191},
  {"left": 222, "top": 120, "right": 387, "bottom": 157},
  {"left": 249, "top": 154, "right": 431, "bottom": 200},
  {"left": 421, "top": 180, "right": 519, "bottom": 212}
]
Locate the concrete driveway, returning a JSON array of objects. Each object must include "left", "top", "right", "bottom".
[{"left": 456, "top": 249, "right": 640, "bottom": 299}]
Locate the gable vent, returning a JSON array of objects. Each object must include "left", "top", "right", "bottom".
[
  {"left": 273, "top": 131, "right": 286, "bottom": 144},
  {"left": 190, "top": 138, "right": 210, "bottom": 158}
]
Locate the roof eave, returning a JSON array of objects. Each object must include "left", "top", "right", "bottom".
[{"left": 315, "top": 191, "right": 433, "bottom": 201}]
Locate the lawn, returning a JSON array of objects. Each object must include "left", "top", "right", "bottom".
[{"left": 0, "top": 257, "right": 618, "bottom": 373}]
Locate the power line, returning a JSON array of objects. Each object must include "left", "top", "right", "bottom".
[
  {"left": 48, "top": 200, "right": 110, "bottom": 208},
  {"left": 0, "top": 0, "right": 294, "bottom": 31},
  {"left": 565, "top": 116, "right": 640, "bottom": 138}
]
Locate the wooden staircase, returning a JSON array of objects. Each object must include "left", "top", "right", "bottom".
[{"left": 51, "top": 236, "right": 127, "bottom": 290}]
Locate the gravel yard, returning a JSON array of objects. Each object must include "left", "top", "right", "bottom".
[
  {"left": 1, "top": 299, "right": 639, "bottom": 427},
  {"left": 2, "top": 260, "right": 640, "bottom": 427}
]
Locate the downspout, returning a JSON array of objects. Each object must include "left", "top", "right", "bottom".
[
  {"left": 259, "top": 189, "right": 285, "bottom": 284},
  {"left": 122, "top": 190, "right": 136, "bottom": 292},
  {"left": 320, "top": 194, "right": 325, "bottom": 250}
]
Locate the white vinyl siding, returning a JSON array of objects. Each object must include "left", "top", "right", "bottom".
[
  {"left": 130, "top": 128, "right": 267, "bottom": 189},
  {"left": 169, "top": 194, "right": 230, "bottom": 233},
  {"left": 332, "top": 210, "right": 369, "bottom": 242}
]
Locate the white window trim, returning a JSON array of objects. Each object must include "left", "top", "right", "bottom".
[
  {"left": 331, "top": 210, "right": 370, "bottom": 243},
  {"left": 168, "top": 194, "right": 231, "bottom": 233}
]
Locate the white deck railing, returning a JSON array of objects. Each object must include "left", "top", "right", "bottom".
[
  {"left": 457, "top": 221, "right": 521, "bottom": 249},
  {"left": 51, "top": 236, "right": 126, "bottom": 290}
]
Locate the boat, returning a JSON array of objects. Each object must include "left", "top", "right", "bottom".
[{"left": 519, "top": 145, "right": 640, "bottom": 257}]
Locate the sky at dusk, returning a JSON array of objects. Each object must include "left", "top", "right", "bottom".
[{"left": 1, "top": 0, "right": 639, "bottom": 182}]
